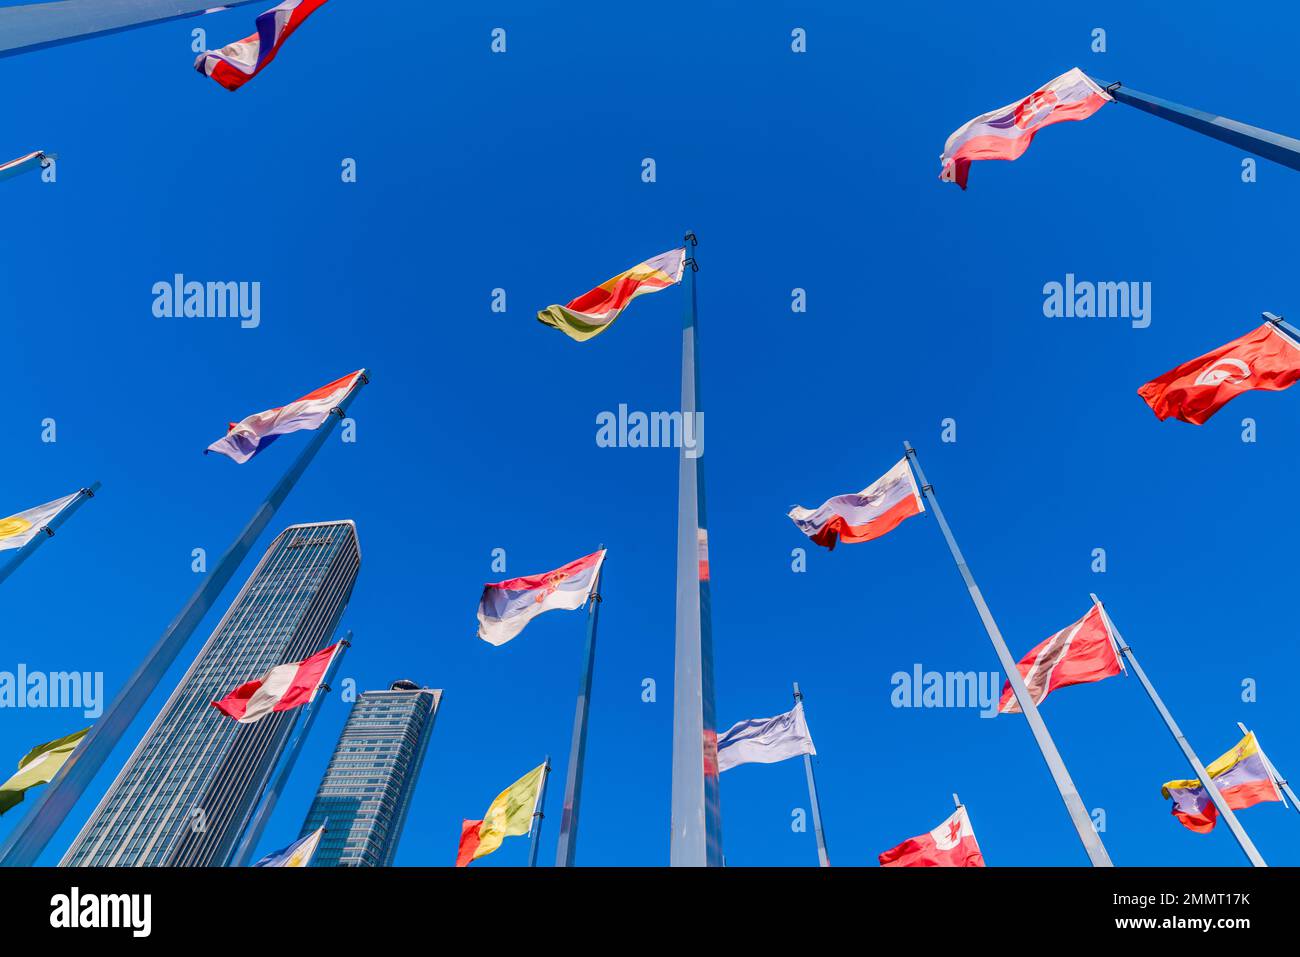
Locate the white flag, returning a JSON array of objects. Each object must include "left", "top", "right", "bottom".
[
  {"left": 0, "top": 492, "right": 80, "bottom": 552},
  {"left": 716, "top": 702, "right": 816, "bottom": 772}
]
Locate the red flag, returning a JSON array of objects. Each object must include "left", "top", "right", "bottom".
[
  {"left": 456, "top": 819, "right": 484, "bottom": 867},
  {"left": 1138, "top": 322, "right": 1300, "bottom": 425},
  {"left": 211, "top": 642, "right": 339, "bottom": 724},
  {"left": 879, "top": 806, "right": 985, "bottom": 867},
  {"left": 999, "top": 604, "right": 1121, "bottom": 714}
]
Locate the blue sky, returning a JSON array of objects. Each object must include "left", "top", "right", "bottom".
[{"left": 2, "top": 1, "right": 1299, "bottom": 867}]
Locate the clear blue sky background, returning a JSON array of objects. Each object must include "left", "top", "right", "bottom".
[{"left": 1, "top": 0, "right": 1298, "bottom": 867}]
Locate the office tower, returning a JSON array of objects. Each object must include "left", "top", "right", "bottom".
[
  {"left": 63, "top": 521, "right": 361, "bottom": 867},
  {"left": 300, "top": 681, "right": 441, "bottom": 866}
]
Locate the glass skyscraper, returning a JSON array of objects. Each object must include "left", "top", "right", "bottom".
[
  {"left": 300, "top": 680, "right": 441, "bottom": 866},
  {"left": 63, "top": 521, "right": 361, "bottom": 867}
]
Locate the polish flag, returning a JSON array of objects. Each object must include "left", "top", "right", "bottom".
[
  {"left": 1138, "top": 322, "right": 1300, "bottom": 425},
  {"left": 787, "top": 457, "right": 924, "bottom": 550},
  {"left": 940, "top": 67, "right": 1111, "bottom": 189},
  {"left": 879, "top": 805, "right": 985, "bottom": 867},
  {"left": 999, "top": 604, "right": 1122, "bottom": 714},
  {"left": 477, "top": 549, "right": 606, "bottom": 646},
  {"left": 195, "top": 0, "right": 329, "bottom": 91},
  {"left": 212, "top": 642, "right": 340, "bottom": 724},
  {"left": 206, "top": 369, "right": 365, "bottom": 464}
]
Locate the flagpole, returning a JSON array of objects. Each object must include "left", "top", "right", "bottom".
[
  {"left": 902, "top": 442, "right": 1112, "bottom": 867},
  {"left": 528, "top": 755, "right": 551, "bottom": 868},
  {"left": 0, "top": 482, "right": 100, "bottom": 590},
  {"left": 555, "top": 553, "right": 605, "bottom": 867},
  {"left": 792, "top": 682, "right": 830, "bottom": 867},
  {"left": 1089, "top": 596, "right": 1266, "bottom": 866},
  {"left": 670, "top": 230, "right": 724, "bottom": 867},
  {"left": 0, "top": 0, "right": 264, "bottom": 58},
  {"left": 1262, "top": 311, "right": 1300, "bottom": 343},
  {"left": 231, "top": 633, "right": 352, "bottom": 867},
  {"left": 0, "top": 372, "right": 369, "bottom": 867},
  {"left": 1089, "top": 77, "right": 1300, "bottom": 174},
  {"left": 1236, "top": 721, "right": 1300, "bottom": 817}
]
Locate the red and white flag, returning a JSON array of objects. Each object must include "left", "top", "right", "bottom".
[
  {"left": 206, "top": 369, "right": 364, "bottom": 464},
  {"left": 212, "top": 642, "right": 340, "bottom": 724},
  {"left": 194, "top": 0, "right": 329, "bottom": 91},
  {"left": 879, "top": 805, "right": 985, "bottom": 868},
  {"left": 787, "top": 457, "right": 924, "bottom": 550},
  {"left": 999, "top": 604, "right": 1122, "bottom": 714},
  {"left": 477, "top": 549, "right": 606, "bottom": 646},
  {"left": 1138, "top": 322, "right": 1300, "bottom": 425},
  {"left": 940, "top": 67, "right": 1111, "bottom": 189}
]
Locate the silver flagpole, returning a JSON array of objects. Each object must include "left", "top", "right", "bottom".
[
  {"left": 527, "top": 755, "right": 551, "bottom": 868},
  {"left": 0, "top": 483, "right": 100, "bottom": 590},
  {"left": 1090, "top": 595, "right": 1266, "bottom": 866},
  {"left": 903, "top": 442, "right": 1112, "bottom": 866},
  {"left": 792, "top": 682, "right": 829, "bottom": 867},
  {"left": 1236, "top": 722, "right": 1300, "bottom": 819},
  {"left": 0, "top": 0, "right": 264, "bottom": 58}
]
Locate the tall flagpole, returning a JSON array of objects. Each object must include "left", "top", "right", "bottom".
[
  {"left": 0, "top": 0, "right": 264, "bottom": 58},
  {"left": 903, "top": 442, "right": 1112, "bottom": 866},
  {"left": 0, "top": 372, "right": 369, "bottom": 867},
  {"left": 1089, "top": 77, "right": 1300, "bottom": 174},
  {"left": 0, "top": 483, "right": 100, "bottom": 590},
  {"left": 670, "top": 231, "right": 724, "bottom": 867},
  {"left": 1089, "top": 596, "right": 1266, "bottom": 866},
  {"left": 527, "top": 755, "right": 551, "bottom": 868},
  {"left": 1236, "top": 722, "right": 1300, "bottom": 818},
  {"left": 555, "top": 553, "right": 604, "bottom": 867},
  {"left": 792, "top": 682, "right": 829, "bottom": 867}
]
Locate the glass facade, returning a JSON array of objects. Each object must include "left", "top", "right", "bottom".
[
  {"left": 62, "top": 521, "right": 361, "bottom": 867},
  {"left": 300, "top": 681, "right": 441, "bottom": 866}
]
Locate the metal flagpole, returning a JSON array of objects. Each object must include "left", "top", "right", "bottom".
[
  {"left": 528, "top": 755, "right": 551, "bottom": 867},
  {"left": 670, "top": 230, "right": 724, "bottom": 867},
  {"left": 903, "top": 442, "right": 1112, "bottom": 866},
  {"left": 1090, "top": 595, "right": 1266, "bottom": 866},
  {"left": 1089, "top": 77, "right": 1300, "bottom": 174},
  {"left": 1236, "top": 722, "right": 1300, "bottom": 818},
  {"left": 792, "top": 682, "right": 829, "bottom": 867},
  {"left": 0, "top": 0, "right": 264, "bottom": 58},
  {"left": 231, "top": 633, "right": 352, "bottom": 867},
  {"left": 555, "top": 552, "right": 605, "bottom": 867},
  {"left": 0, "top": 372, "right": 369, "bottom": 867},
  {"left": 0, "top": 483, "right": 100, "bottom": 590},
  {"left": 1262, "top": 312, "right": 1300, "bottom": 343}
]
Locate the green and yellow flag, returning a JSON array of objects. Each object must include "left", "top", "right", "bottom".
[
  {"left": 0, "top": 728, "right": 89, "bottom": 815},
  {"left": 455, "top": 762, "right": 547, "bottom": 865}
]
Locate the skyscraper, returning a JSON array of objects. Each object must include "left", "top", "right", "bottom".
[
  {"left": 63, "top": 521, "right": 361, "bottom": 867},
  {"left": 300, "top": 681, "right": 441, "bottom": 867}
]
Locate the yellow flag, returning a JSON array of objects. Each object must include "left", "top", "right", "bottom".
[
  {"left": 0, "top": 728, "right": 89, "bottom": 815},
  {"left": 469, "top": 762, "right": 547, "bottom": 863}
]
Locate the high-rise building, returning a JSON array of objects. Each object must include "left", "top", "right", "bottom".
[
  {"left": 63, "top": 521, "right": 361, "bottom": 867},
  {"left": 300, "top": 680, "right": 441, "bottom": 866}
]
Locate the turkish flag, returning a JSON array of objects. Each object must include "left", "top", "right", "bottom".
[
  {"left": 999, "top": 604, "right": 1122, "bottom": 714},
  {"left": 1138, "top": 322, "right": 1300, "bottom": 425},
  {"left": 879, "top": 806, "right": 986, "bottom": 867}
]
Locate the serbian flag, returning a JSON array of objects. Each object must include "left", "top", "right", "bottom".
[
  {"left": 0, "top": 151, "right": 50, "bottom": 183},
  {"left": 537, "top": 248, "right": 685, "bottom": 342},
  {"left": 211, "top": 642, "right": 340, "bottom": 724},
  {"left": 1138, "top": 322, "right": 1300, "bottom": 425},
  {"left": 940, "top": 68, "right": 1111, "bottom": 189},
  {"left": 1162, "top": 732, "right": 1283, "bottom": 834},
  {"left": 879, "top": 805, "right": 986, "bottom": 868},
  {"left": 477, "top": 549, "right": 605, "bottom": 646},
  {"left": 999, "top": 604, "right": 1123, "bottom": 715},
  {"left": 206, "top": 369, "right": 364, "bottom": 463},
  {"left": 456, "top": 763, "right": 547, "bottom": 866},
  {"left": 195, "top": 0, "right": 329, "bottom": 91},
  {"left": 787, "top": 457, "right": 924, "bottom": 550}
]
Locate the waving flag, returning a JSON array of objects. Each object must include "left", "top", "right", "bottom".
[
  {"left": 0, "top": 151, "right": 50, "bottom": 183},
  {"left": 195, "top": 0, "right": 329, "bottom": 91},
  {"left": 537, "top": 248, "right": 686, "bottom": 341},
  {"left": 477, "top": 549, "right": 605, "bottom": 646},
  {"left": 456, "top": 763, "right": 547, "bottom": 866},
  {"left": 1162, "top": 732, "right": 1282, "bottom": 834},
  {"left": 788, "top": 457, "right": 924, "bottom": 550},
  {"left": 999, "top": 604, "right": 1123, "bottom": 715},
  {"left": 0, "top": 491, "right": 82, "bottom": 552},
  {"left": 717, "top": 702, "right": 816, "bottom": 772},
  {"left": 0, "top": 729, "right": 88, "bottom": 816},
  {"left": 255, "top": 826, "right": 324, "bottom": 867},
  {"left": 206, "top": 369, "right": 364, "bottom": 463},
  {"left": 879, "top": 805, "right": 985, "bottom": 867},
  {"left": 1138, "top": 322, "right": 1300, "bottom": 425},
  {"left": 940, "top": 68, "right": 1111, "bottom": 189},
  {"left": 212, "top": 642, "right": 340, "bottom": 724}
]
